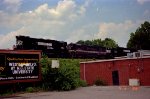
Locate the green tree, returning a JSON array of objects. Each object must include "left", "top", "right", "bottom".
[
  {"left": 102, "top": 38, "right": 118, "bottom": 48},
  {"left": 127, "top": 21, "right": 150, "bottom": 49},
  {"left": 92, "top": 39, "right": 103, "bottom": 46},
  {"left": 127, "top": 32, "right": 135, "bottom": 48},
  {"left": 76, "top": 40, "right": 85, "bottom": 45},
  {"left": 76, "top": 38, "right": 118, "bottom": 48},
  {"left": 84, "top": 40, "right": 93, "bottom": 45}
]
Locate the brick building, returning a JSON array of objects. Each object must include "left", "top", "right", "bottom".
[{"left": 80, "top": 57, "right": 150, "bottom": 86}]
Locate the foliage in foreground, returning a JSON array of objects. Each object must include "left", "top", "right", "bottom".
[
  {"left": 0, "top": 57, "right": 87, "bottom": 96},
  {"left": 40, "top": 56, "right": 87, "bottom": 91}
]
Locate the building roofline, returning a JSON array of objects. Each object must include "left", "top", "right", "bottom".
[{"left": 80, "top": 56, "right": 150, "bottom": 64}]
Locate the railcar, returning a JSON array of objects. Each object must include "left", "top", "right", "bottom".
[{"left": 67, "top": 43, "right": 108, "bottom": 59}]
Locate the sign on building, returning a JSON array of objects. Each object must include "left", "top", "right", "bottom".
[
  {"left": 51, "top": 60, "right": 59, "bottom": 68},
  {"left": 0, "top": 50, "right": 41, "bottom": 84}
]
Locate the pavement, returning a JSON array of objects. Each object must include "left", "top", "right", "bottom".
[{"left": 1, "top": 86, "right": 150, "bottom": 99}]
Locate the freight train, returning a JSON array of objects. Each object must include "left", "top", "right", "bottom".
[{"left": 14, "top": 36, "right": 136, "bottom": 59}]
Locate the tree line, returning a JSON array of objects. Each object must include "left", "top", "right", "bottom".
[
  {"left": 76, "top": 38, "right": 118, "bottom": 48},
  {"left": 127, "top": 21, "right": 150, "bottom": 50},
  {"left": 76, "top": 21, "right": 150, "bottom": 50}
]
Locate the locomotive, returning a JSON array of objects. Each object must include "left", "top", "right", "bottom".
[
  {"left": 14, "top": 36, "right": 68, "bottom": 58},
  {"left": 14, "top": 35, "right": 136, "bottom": 59}
]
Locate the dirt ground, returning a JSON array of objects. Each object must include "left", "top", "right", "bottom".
[{"left": 1, "top": 86, "right": 150, "bottom": 99}]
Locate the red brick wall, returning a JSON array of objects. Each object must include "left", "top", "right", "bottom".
[{"left": 80, "top": 58, "right": 150, "bottom": 86}]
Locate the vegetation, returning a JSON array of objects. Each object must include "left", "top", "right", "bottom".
[
  {"left": 40, "top": 56, "right": 87, "bottom": 91},
  {"left": 0, "top": 57, "right": 88, "bottom": 96},
  {"left": 26, "top": 87, "right": 35, "bottom": 93},
  {"left": 78, "top": 80, "right": 87, "bottom": 87},
  {"left": 127, "top": 21, "right": 150, "bottom": 50},
  {"left": 77, "top": 38, "right": 118, "bottom": 48},
  {"left": 94, "top": 78, "right": 107, "bottom": 86}
]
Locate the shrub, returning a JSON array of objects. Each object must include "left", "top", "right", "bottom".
[
  {"left": 94, "top": 78, "right": 107, "bottom": 86},
  {"left": 78, "top": 79, "right": 87, "bottom": 87},
  {"left": 54, "top": 59, "right": 80, "bottom": 90},
  {"left": 26, "top": 87, "right": 35, "bottom": 93},
  {"left": 0, "top": 90, "right": 13, "bottom": 96},
  {"left": 40, "top": 58, "right": 82, "bottom": 91}
]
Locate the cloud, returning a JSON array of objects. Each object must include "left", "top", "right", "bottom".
[
  {"left": 2, "top": 0, "right": 22, "bottom": 12},
  {"left": 0, "top": 10, "right": 21, "bottom": 28},
  {"left": 66, "top": 29, "right": 88, "bottom": 43},
  {"left": 34, "top": 0, "right": 79, "bottom": 20},
  {"left": 66, "top": 23, "right": 99, "bottom": 43},
  {"left": 144, "top": 9, "right": 150, "bottom": 16},
  {"left": 0, "top": 0, "right": 85, "bottom": 28},
  {"left": 0, "top": 0, "right": 88, "bottom": 49},
  {"left": 137, "top": 0, "right": 150, "bottom": 4},
  {"left": 95, "top": 20, "right": 144, "bottom": 47},
  {"left": 0, "top": 27, "right": 28, "bottom": 49},
  {"left": 2, "top": 0, "right": 145, "bottom": 49}
]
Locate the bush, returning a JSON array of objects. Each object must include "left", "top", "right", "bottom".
[
  {"left": 78, "top": 79, "right": 87, "bottom": 87},
  {"left": 0, "top": 89, "right": 13, "bottom": 96},
  {"left": 54, "top": 59, "right": 80, "bottom": 90},
  {"left": 94, "top": 78, "right": 107, "bottom": 86},
  {"left": 26, "top": 87, "right": 35, "bottom": 93},
  {"left": 25, "top": 87, "right": 43, "bottom": 93},
  {"left": 40, "top": 58, "right": 82, "bottom": 91}
]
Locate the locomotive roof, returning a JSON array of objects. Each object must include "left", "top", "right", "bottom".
[
  {"left": 16, "top": 35, "right": 67, "bottom": 43},
  {"left": 68, "top": 43, "right": 106, "bottom": 48}
]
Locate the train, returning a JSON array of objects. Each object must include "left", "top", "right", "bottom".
[{"left": 14, "top": 36, "right": 136, "bottom": 59}]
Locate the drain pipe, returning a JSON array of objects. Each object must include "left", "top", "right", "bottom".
[{"left": 83, "top": 63, "right": 86, "bottom": 81}]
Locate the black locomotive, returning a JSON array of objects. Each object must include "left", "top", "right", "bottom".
[
  {"left": 14, "top": 36, "right": 68, "bottom": 58},
  {"left": 14, "top": 36, "right": 136, "bottom": 59}
]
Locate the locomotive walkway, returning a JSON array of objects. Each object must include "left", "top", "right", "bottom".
[{"left": 1, "top": 86, "right": 150, "bottom": 99}]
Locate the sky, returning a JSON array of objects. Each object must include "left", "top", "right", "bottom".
[{"left": 0, "top": 0, "right": 150, "bottom": 49}]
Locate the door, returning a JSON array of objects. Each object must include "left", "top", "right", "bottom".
[{"left": 112, "top": 70, "right": 119, "bottom": 85}]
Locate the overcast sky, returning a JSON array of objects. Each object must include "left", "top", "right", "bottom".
[{"left": 0, "top": 0, "right": 150, "bottom": 49}]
